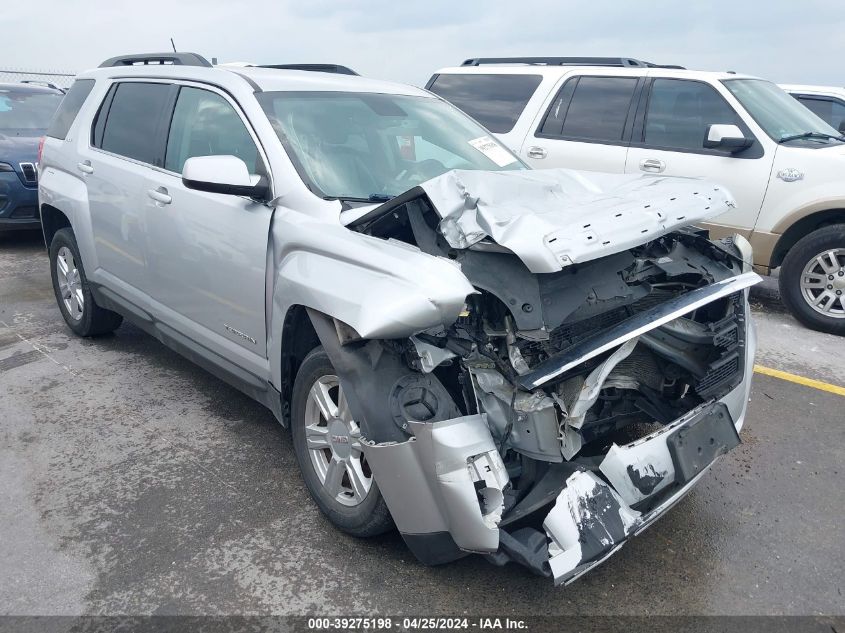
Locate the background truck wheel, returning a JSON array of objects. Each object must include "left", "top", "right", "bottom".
[
  {"left": 779, "top": 224, "right": 845, "bottom": 335},
  {"left": 291, "top": 347, "right": 394, "bottom": 537},
  {"left": 49, "top": 228, "right": 123, "bottom": 337}
]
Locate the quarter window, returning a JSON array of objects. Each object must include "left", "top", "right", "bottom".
[
  {"left": 427, "top": 73, "right": 542, "bottom": 134},
  {"left": 165, "top": 87, "right": 260, "bottom": 174},
  {"left": 44, "top": 81, "right": 93, "bottom": 139},
  {"left": 794, "top": 96, "right": 845, "bottom": 132},
  {"left": 540, "top": 76, "right": 638, "bottom": 143},
  {"left": 98, "top": 82, "right": 172, "bottom": 164},
  {"left": 644, "top": 79, "right": 741, "bottom": 150}
]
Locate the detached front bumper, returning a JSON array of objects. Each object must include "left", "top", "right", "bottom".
[
  {"left": 361, "top": 284, "right": 757, "bottom": 583},
  {"left": 546, "top": 401, "right": 740, "bottom": 584}
]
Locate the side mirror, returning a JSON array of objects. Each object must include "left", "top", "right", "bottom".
[
  {"left": 837, "top": 120, "right": 845, "bottom": 135},
  {"left": 703, "top": 124, "right": 752, "bottom": 153},
  {"left": 182, "top": 155, "right": 268, "bottom": 199}
]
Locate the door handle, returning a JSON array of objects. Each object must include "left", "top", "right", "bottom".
[
  {"left": 639, "top": 158, "right": 666, "bottom": 173},
  {"left": 526, "top": 146, "right": 547, "bottom": 159},
  {"left": 77, "top": 161, "right": 94, "bottom": 174},
  {"left": 147, "top": 187, "right": 172, "bottom": 205}
]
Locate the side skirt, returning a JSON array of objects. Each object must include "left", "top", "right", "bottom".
[{"left": 90, "top": 283, "right": 284, "bottom": 423}]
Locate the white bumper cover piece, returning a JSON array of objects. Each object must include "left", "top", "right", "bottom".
[
  {"left": 544, "top": 401, "right": 741, "bottom": 585},
  {"left": 420, "top": 168, "right": 736, "bottom": 274}
]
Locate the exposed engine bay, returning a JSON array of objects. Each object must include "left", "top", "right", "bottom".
[{"left": 310, "top": 169, "right": 759, "bottom": 584}]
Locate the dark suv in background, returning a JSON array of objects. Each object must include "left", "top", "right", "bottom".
[{"left": 0, "top": 82, "right": 63, "bottom": 231}]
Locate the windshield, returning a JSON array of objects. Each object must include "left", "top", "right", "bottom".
[
  {"left": 723, "top": 78, "right": 842, "bottom": 143},
  {"left": 0, "top": 89, "right": 63, "bottom": 132},
  {"left": 256, "top": 91, "right": 524, "bottom": 200}
]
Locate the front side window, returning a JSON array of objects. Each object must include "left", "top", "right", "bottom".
[
  {"left": 724, "top": 79, "right": 842, "bottom": 144},
  {"left": 644, "top": 79, "right": 742, "bottom": 150},
  {"left": 426, "top": 73, "right": 542, "bottom": 133},
  {"left": 794, "top": 96, "right": 845, "bottom": 133},
  {"left": 0, "top": 88, "right": 63, "bottom": 133},
  {"left": 165, "top": 87, "right": 260, "bottom": 174},
  {"left": 257, "top": 91, "right": 524, "bottom": 200},
  {"left": 99, "top": 82, "right": 172, "bottom": 164},
  {"left": 543, "top": 76, "right": 638, "bottom": 143}
]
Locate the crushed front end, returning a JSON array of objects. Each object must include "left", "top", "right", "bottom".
[{"left": 317, "top": 169, "right": 759, "bottom": 584}]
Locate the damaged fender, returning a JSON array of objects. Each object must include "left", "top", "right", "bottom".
[{"left": 266, "top": 210, "right": 475, "bottom": 387}]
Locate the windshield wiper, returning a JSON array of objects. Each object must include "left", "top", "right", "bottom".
[
  {"left": 778, "top": 131, "right": 845, "bottom": 143},
  {"left": 334, "top": 194, "right": 394, "bottom": 203}
]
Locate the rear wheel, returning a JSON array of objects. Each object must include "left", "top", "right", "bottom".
[
  {"left": 49, "top": 228, "right": 123, "bottom": 337},
  {"left": 779, "top": 224, "right": 845, "bottom": 335},
  {"left": 290, "top": 347, "right": 393, "bottom": 537}
]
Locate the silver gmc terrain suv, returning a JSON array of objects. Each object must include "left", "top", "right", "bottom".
[{"left": 39, "top": 52, "right": 759, "bottom": 585}]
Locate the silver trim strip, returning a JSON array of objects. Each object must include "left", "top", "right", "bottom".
[{"left": 518, "top": 271, "right": 761, "bottom": 389}]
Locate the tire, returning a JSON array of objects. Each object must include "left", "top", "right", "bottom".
[
  {"left": 49, "top": 228, "right": 123, "bottom": 337},
  {"left": 290, "top": 347, "right": 394, "bottom": 537},
  {"left": 779, "top": 224, "right": 845, "bottom": 335}
]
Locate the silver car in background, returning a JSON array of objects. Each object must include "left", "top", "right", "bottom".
[{"left": 38, "top": 52, "right": 759, "bottom": 584}]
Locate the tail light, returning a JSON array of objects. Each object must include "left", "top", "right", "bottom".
[{"left": 36, "top": 136, "right": 45, "bottom": 166}]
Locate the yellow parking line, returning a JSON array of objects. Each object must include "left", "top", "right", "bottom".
[{"left": 754, "top": 364, "right": 845, "bottom": 397}]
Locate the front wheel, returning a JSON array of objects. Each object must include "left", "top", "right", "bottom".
[
  {"left": 779, "top": 224, "right": 845, "bottom": 335},
  {"left": 290, "top": 347, "right": 394, "bottom": 537}
]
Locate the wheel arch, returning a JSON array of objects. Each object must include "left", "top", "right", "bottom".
[
  {"left": 277, "top": 304, "right": 321, "bottom": 427},
  {"left": 770, "top": 208, "right": 845, "bottom": 269},
  {"left": 39, "top": 203, "right": 72, "bottom": 249}
]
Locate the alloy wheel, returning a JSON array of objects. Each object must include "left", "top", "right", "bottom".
[
  {"left": 303, "top": 375, "right": 373, "bottom": 507},
  {"left": 56, "top": 246, "right": 84, "bottom": 321},
  {"left": 799, "top": 248, "right": 845, "bottom": 319}
]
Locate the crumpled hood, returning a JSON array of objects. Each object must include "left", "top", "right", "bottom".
[{"left": 419, "top": 169, "right": 736, "bottom": 274}]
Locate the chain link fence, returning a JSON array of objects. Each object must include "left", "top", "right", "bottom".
[{"left": 0, "top": 69, "right": 77, "bottom": 91}]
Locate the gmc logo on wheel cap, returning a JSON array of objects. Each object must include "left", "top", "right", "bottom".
[{"left": 331, "top": 435, "right": 349, "bottom": 444}]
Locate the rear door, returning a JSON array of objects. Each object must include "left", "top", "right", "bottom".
[
  {"left": 624, "top": 77, "right": 773, "bottom": 232},
  {"left": 518, "top": 73, "right": 643, "bottom": 172},
  {"left": 141, "top": 83, "right": 273, "bottom": 365},
  {"left": 86, "top": 81, "right": 174, "bottom": 294}
]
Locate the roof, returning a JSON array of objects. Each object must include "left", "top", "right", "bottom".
[
  {"left": 431, "top": 64, "right": 758, "bottom": 82},
  {"left": 76, "top": 63, "right": 429, "bottom": 98}
]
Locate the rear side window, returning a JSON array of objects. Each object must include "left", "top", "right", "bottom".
[
  {"left": 46, "top": 79, "right": 95, "bottom": 140},
  {"left": 541, "top": 76, "right": 638, "bottom": 143},
  {"left": 644, "top": 79, "right": 741, "bottom": 150},
  {"left": 794, "top": 96, "right": 845, "bottom": 132},
  {"left": 165, "top": 87, "right": 260, "bottom": 174},
  {"left": 427, "top": 73, "right": 542, "bottom": 133},
  {"left": 98, "top": 82, "right": 172, "bottom": 165}
]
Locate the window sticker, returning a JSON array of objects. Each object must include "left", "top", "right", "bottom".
[{"left": 468, "top": 135, "right": 517, "bottom": 167}]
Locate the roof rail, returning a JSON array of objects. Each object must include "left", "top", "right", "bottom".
[
  {"left": 460, "top": 57, "right": 685, "bottom": 70},
  {"left": 20, "top": 80, "right": 65, "bottom": 92},
  {"left": 257, "top": 64, "right": 359, "bottom": 76},
  {"left": 98, "top": 53, "right": 212, "bottom": 68}
]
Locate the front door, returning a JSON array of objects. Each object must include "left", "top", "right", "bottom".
[
  {"left": 624, "top": 77, "right": 775, "bottom": 233},
  {"left": 142, "top": 84, "right": 273, "bottom": 366}
]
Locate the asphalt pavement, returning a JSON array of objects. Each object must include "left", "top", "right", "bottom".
[{"left": 1, "top": 230, "right": 843, "bottom": 616}]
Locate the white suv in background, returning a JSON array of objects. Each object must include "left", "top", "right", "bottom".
[
  {"left": 427, "top": 57, "right": 845, "bottom": 334},
  {"left": 781, "top": 84, "right": 845, "bottom": 134}
]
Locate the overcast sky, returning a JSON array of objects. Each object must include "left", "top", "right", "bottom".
[{"left": 2, "top": 0, "right": 843, "bottom": 87}]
